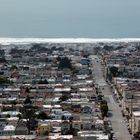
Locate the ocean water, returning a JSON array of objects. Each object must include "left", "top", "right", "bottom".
[{"left": 0, "top": 0, "right": 140, "bottom": 38}]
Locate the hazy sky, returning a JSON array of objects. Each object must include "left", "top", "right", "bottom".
[{"left": 0, "top": 0, "right": 140, "bottom": 38}]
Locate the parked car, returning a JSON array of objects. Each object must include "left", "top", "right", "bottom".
[
  {"left": 127, "top": 127, "right": 132, "bottom": 134},
  {"left": 119, "top": 104, "right": 122, "bottom": 107}
]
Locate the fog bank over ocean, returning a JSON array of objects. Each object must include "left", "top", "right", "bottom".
[{"left": 0, "top": 0, "right": 140, "bottom": 38}]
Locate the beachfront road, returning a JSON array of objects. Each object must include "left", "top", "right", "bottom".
[{"left": 90, "top": 55, "right": 132, "bottom": 140}]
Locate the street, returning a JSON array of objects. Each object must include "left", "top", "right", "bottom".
[{"left": 91, "top": 55, "right": 132, "bottom": 140}]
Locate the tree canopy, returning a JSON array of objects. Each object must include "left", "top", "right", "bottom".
[
  {"left": 0, "top": 58, "right": 7, "bottom": 63},
  {"left": 58, "top": 57, "right": 72, "bottom": 69},
  {"left": 100, "top": 100, "right": 108, "bottom": 118},
  {"left": 103, "top": 45, "right": 114, "bottom": 51},
  {"left": 0, "top": 76, "right": 10, "bottom": 84},
  {"left": 38, "top": 79, "right": 49, "bottom": 84},
  {"left": 109, "top": 66, "right": 119, "bottom": 77},
  {"left": 0, "top": 49, "right": 5, "bottom": 56},
  {"left": 10, "top": 48, "right": 25, "bottom": 55},
  {"left": 37, "top": 111, "right": 51, "bottom": 120},
  {"left": 30, "top": 44, "right": 49, "bottom": 53},
  {"left": 25, "top": 87, "right": 30, "bottom": 93},
  {"left": 59, "top": 94, "right": 70, "bottom": 102},
  {"left": 10, "top": 65, "right": 18, "bottom": 71},
  {"left": 24, "top": 96, "right": 32, "bottom": 105}
]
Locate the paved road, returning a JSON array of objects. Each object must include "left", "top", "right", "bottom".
[{"left": 90, "top": 55, "right": 132, "bottom": 140}]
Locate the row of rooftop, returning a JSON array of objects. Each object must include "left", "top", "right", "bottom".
[{"left": 0, "top": 44, "right": 111, "bottom": 140}]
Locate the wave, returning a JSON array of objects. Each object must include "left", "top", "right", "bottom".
[{"left": 0, "top": 38, "right": 140, "bottom": 45}]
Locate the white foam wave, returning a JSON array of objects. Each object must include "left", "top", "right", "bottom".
[{"left": 0, "top": 38, "right": 140, "bottom": 45}]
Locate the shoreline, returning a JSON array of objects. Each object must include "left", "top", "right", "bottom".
[{"left": 0, "top": 38, "right": 140, "bottom": 45}]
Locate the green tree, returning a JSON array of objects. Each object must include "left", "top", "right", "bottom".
[
  {"left": 100, "top": 101, "right": 108, "bottom": 118},
  {"left": 10, "top": 48, "right": 25, "bottom": 55},
  {"left": 109, "top": 66, "right": 119, "bottom": 77},
  {"left": 25, "top": 87, "right": 30, "bottom": 93},
  {"left": 24, "top": 96, "right": 32, "bottom": 104},
  {"left": 30, "top": 44, "right": 48, "bottom": 53},
  {"left": 10, "top": 65, "right": 18, "bottom": 71},
  {"left": 0, "top": 76, "right": 10, "bottom": 84},
  {"left": 56, "top": 56, "right": 61, "bottom": 62},
  {"left": 103, "top": 45, "right": 114, "bottom": 51},
  {"left": 58, "top": 57, "right": 72, "bottom": 69},
  {"left": 134, "top": 132, "right": 140, "bottom": 138},
  {"left": 37, "top": 111, "right": 51, "bottom": 120},
  {"left": 38, "top": 79, "right": 49, "bottom": 84},
  {"left": 0, "top": 58, "right": 7, "bottom": 63},
  {"left": 59, "top": 94, "right": 69, "bottom": 102},
  {"left": 17, "top": 113, "right": 22, "bottom": 120},
  {"left": 0, "top": 49, "right": 5, "bottom": 56},
  {"left": 22, "top": 105, "right": 38, "bottom": 134},
  {"left": 93, "top": 47, "right": 101, "bottom": 54},
  {"left": 6, "top": 114, "right": 10, "bottom": 118}
]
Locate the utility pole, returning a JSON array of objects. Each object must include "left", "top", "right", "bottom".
[{"left": 131, "top": 95, "right": 134, "bottom": 133}]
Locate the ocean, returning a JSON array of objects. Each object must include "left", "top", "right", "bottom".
[{"left": 0, "top": 0, "right": 140, "bottom": 38}]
